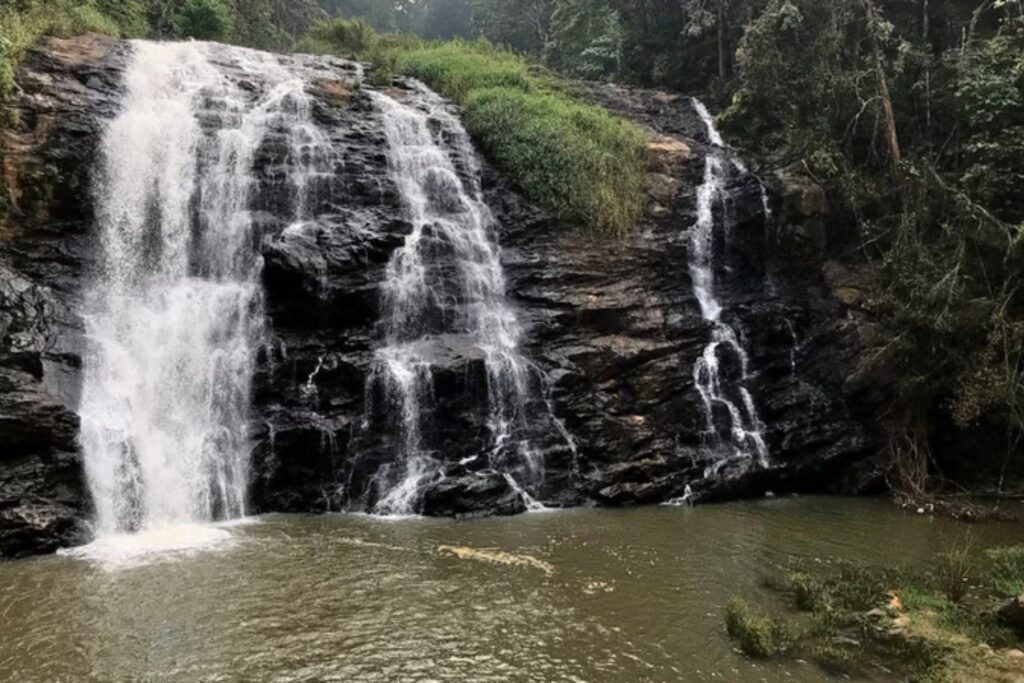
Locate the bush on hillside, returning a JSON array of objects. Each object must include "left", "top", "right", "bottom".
[
  {"left": 464, "top": 86, "right": 646, "bottom": 236},
  {"left": 987, "top": 545, "right": 1024, "bottom": 598},
  {"left": 298, "top": 16, "right": 380, "bottom": 55},
  {"left": 397, "top": 41, "right": 533, "bottom": 103}
]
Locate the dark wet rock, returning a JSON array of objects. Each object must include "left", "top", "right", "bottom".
[
  {"left": 0, "top": 37, "right": 889, "bottom": 559},
  {"left": 493, "top": 86, "right": 877, "bottom": 506},
  {"left": 998, "top": 596, "right": 1024, "bottom": 635},
  {"left": 0, "top": 36, "right": 130, "bottom": 558},
  {"left": 421, "top": 471, "right": 527, "bottom": 518},
  {"left": 0, "top": 263, "right": 89, "bottom": 556}
]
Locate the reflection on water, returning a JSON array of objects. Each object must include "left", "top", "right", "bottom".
[{"left": 3, "top": 497, "right": 1024, "bottom": 682}]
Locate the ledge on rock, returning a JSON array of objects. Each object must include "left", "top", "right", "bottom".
[{"left": 421, "top": 471, "right": 528, "bottom": 519}]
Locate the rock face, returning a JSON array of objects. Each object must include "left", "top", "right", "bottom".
[
  {"left": 0, "top": 37, "right": 884, "bottom": 559},
  {"left": 0, "top": 36, "right": 131, "bottom": 557}
]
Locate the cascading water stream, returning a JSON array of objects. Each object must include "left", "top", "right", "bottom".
[
  {"left": 77, "top": 41, "right": 341, "bottom": 547},
  {"left": 688, "top": 98, "right": 769, "bottom": 470},
  {"left": 362, "top": 87, "right": 545, "bottom": 515}
]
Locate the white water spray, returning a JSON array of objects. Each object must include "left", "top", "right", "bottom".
[
  {"left": 78, "top": 41, "right": 343, "bottom": 544},
  {"left": 365, "top": 87, "right": 543, "bottom": 514},
  {"left": 688, "top": 99, "right": 769, "bottom": 468}
]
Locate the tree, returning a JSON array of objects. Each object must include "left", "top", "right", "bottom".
[
  {"left": 956, "top": 15, "right": 1024, "bottom": 223},
  {"left": 470, "top": 0, "right": 553, "bottom": 53},
  {"left": 176, "top": 0, "right": 235, "bottom": 40},
  {"left": 546, "top": 0, "right": 623, "bottom": 78},
  {"left": 421, "top": 0, "right": 476, "bottom": 40}
]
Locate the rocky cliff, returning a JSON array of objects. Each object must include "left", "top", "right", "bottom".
[{"left": 0, "top": 35, "right": 886, "bottom": 559}]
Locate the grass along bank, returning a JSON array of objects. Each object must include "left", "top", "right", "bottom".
[
  {"left": 299, "top": 19, "right": 649, "bottom": 237},
  {"left": 725, "top": 541, "right": 1024, "bottom": 681}
]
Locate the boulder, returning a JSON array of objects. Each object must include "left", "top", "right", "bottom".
[
  {"left": 998, "top": 596, "right": 1024, "bottom": 634},
  {"left": 421, "top": 471, "right": 527, "bottom": 518}
]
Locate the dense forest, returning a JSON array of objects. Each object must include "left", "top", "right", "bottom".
[{"left": 1, "top": 0, "right": 1022, "bottom": 501}]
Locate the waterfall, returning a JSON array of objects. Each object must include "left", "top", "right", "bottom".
[
  {"left": 688, "top": 99, "right": 769, "bottom": 469},
  {"left": 361, "top": 87, "right": 545, "bottom": 515},
  {"left": 77, "top": 41, "right": 341, "bottom": 540}
]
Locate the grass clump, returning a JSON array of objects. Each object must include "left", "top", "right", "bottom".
[
  {"left": 724, "top": 598, "right": 795, "bottom": 658},
  {"left": 299, "top": 19, "right": 649, "bottom": 237}
]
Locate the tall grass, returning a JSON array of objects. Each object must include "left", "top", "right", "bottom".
[
  {"left": 302, "top": 19, "right": 649, "bottom": 236},
  {"left": 397, "top": 42, "right": 532, "bottom": 104},
  {"left": 464, "top": 87, "right": 646, "bottom": 236}
]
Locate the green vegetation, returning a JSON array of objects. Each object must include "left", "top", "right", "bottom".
[
  {"left": 302, "top": 21, "right": 648, "bottom": 236},
  {"left": 728, "top": 542, "right": 1024, "bottom": 681},
  {"left": 724, "top": 598, "right": 795, "bottom": 658},
  {"left": 988, "top": 546, "right": 1024, "bottom": 599},
  {"left": 397, "top": 43, "right": 532, "bottom": 103},
  {"left": 171, "top": 0, "right": 236, "bottom": 41},
  {"left": 463, "top": 86, "right": 645, "bottom": 235}
]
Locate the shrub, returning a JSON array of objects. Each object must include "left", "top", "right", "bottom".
[
  {"left": 724, "top": 598, "right": 795, "bottom": 658},
  {"left": 985, "top": 545, "right": 1024, "bottom": 598},
  {"left": 810, "top": 642, "right": 855, "bottom": 675},
  {"left": 932, "top": 534, "right": 974, "bottom": 604},
  {"left": 95, "top": 0, "right": 147, "bottom": 38},
  {"left": 298, "top": 16, "right": 380, "bottom": 56},
  {"left": 464, "top": 86, "right": 646, "bottom": 236},
  {"left": 398, "top": 41, "right": 533, "bottom": 104},
  {"left": 788, "top": 570, "right": 829, "bottom": 613},
  {"left": 175, "top": 0, "right": 235, "bottom": 41}
]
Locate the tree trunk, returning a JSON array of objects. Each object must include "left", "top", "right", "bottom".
[
  {"left": 923, "top": 0, "right": 931, "bottom": 138},
  {"left": 717, "top": 0, "right": 727, "bottom": 80},
  {"left": 967, "top": 0, "right": 994, "bottom": 46},
  {"left": 864, "top": 0, "right": 902, "bottom": 180}
]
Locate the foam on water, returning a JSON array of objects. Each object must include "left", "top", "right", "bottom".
[{"left": 58, "top": 522, "right": 241, "bottom": 569}]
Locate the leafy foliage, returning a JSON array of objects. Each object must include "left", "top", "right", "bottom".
[
  {"left": 743, "top": 552, "right": 1024, "bottom": 679},
  {"left": 956, "top": 18, "right": 1024, "bottom": 224},
  {"left": 397, "top": 42, "right": 533, "bottom": 102},
  {"left": 175, "top": 0, "right": 235, "bottom": 41},
  {"left": 986, "top": 545, "right": 1024, "bottom": 598},
  {"left": 545, "top": 0, "right": 623, "bottom": 79}
]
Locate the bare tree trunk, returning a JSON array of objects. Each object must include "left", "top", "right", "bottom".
[
  {"left": 717, "top": 0, "right": 727, "bottom": 80},
  {"left": 864, "top": 0, "right": 902, "bottom": 180},
  {"left": 968, "top": 0, "right": 994, "bottom": 45},
  {"left": 923, "top": 0, "right": 932, "bottom": 140}
]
